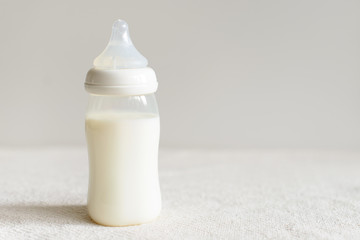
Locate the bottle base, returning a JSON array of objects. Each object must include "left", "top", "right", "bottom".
[{"left": 88, "top": 209, "right": 161, "bottom": 227}]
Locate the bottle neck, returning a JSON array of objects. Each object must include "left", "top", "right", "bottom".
[{"left": 87, "top": 93, "right": 159, "bottom": 116}]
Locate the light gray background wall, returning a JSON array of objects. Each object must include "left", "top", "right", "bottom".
[{"left": 0, "top": 0, "right": 359, "bottom": 149}]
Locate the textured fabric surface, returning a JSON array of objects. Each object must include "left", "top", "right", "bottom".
[{"left": 0, "top": 148, "right": 359, "bottom": 239}]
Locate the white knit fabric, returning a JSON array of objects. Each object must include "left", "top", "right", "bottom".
[{"left": 0, "top": 148, "right": 359, "bottom": 239}]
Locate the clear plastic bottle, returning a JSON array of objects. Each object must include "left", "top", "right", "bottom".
[{"left": 84, "top": 20, "right": 161, "bottom": 226}]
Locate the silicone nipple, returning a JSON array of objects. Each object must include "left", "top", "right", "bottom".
[{"left": 94, "top": 20, "right": 148, "bottom": 69}]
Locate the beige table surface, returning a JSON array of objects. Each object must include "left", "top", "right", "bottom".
[{"left": 0, "top": 147, "right": 359, "bottom": 239}]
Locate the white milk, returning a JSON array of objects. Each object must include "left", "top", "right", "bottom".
[{"left": 85, "top": 112, "right": 161, "bottom": 226}]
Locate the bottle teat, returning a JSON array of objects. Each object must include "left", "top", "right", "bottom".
[
  {"left": 85, "top": 20, "right": 157, "bottom": 96},
  {"left": 94, "top": 19, "right": 148, "bottom": 69}
]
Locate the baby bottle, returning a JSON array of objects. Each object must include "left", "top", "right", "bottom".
[{"left": 84, "top": 20, "right": 161, "bottom": 226}]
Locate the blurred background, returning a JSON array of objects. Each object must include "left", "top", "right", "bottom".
[{"left": 0, "top": 0, "right": 359, "bottom": 149}]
